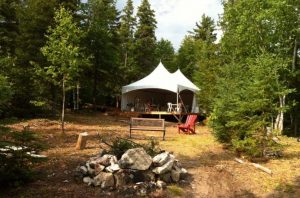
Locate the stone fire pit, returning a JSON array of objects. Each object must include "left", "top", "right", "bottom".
[{"left": 75, "top": 148, "right": 188, "bottom": 196}]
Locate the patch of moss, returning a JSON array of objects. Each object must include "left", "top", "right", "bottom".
[{"left": 167, "top": 185, "right": 184, "bottom": 197}]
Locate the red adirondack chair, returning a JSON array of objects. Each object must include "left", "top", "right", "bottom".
[{"left": 178, "top": 115, "right": 198, "bottom": 134}]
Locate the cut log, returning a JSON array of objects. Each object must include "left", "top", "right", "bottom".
[{"left": 76, "top": 132, "right": 88, "bottom": 150}]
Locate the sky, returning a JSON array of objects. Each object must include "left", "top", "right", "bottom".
[{"left": 116, "top": 0, "right": 224, "bottom": 50}]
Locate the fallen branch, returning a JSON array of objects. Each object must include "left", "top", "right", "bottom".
[
  {"left": 234, "top": 158, "right": 244, "bottom": 164},
  {"left": 251, "top": 163, "right": 272, "bottom": 175},
  {"left": 234, "top": 158, "right": 272, "bottom": 175}
]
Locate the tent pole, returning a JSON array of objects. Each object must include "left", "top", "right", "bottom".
[{"left": 176, "top": 88, "right": 179, "bottom": 110}]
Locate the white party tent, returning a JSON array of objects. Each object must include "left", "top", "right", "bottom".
[{"left": 121, "top": 62, "right": 200, "bottom": 113}]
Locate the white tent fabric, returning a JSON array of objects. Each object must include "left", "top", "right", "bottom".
[
  {"left": 122, "top": 62, "right": 177, "bottom": 93},
  {"left": 171, "top": 69, "right": 200, "bottom": 92},
  {"left": 121, "top": 62, "right": 200, "bottom": 112}
]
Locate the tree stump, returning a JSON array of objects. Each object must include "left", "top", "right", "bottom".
[{"left": 76, "top": 132, "right": 88, "bottom": 150}]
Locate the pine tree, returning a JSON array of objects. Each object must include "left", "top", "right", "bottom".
[
  {"left": 175, "top": 36, "right": 197, "bottom": 79},
  {"left": 191, "top": 14, "right": 217, "bottom": 43},
  {"left": 0, "top": 0, "right": 19, "bottom": 56},
  {"left": 189, "top": 15, "right": 219, "bottom": 114},
  {"left": 134, "top": 0, "right": 157, "bottom": 77},
  {"left": 119, "top": 0, "right": 137, "bottom": 83},
  {"left": 83, "top": 0, "right": 120, "bottom": 108},
  {"left": 155, "top": 38, "right": 176, "bottom": 72},
  {"left": 3, "top": 0, "right": 57, "bottom": 116}
]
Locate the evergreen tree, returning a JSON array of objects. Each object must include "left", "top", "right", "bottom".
[
  {"left": 83, "top": 0, "right": 120, "bottom": 108},
  {"left": 219, "top": 0, "right": 300, "bottom": 135},
  {"left": 134, "top": 0, "right": 157, "bottom": 77},
  {"left": 15, "top": 0, "right": 57, "bottom": 112},
  {"left": 190, "top": 15, "right": 219, "bottom": 114},
  {"left": 191, "top": 14, "right": 217, "bottom": 43},
  {"left": 210, "top": 0, "right": 300, "bottom": 156},
  {"left": 0, "top": 0, "right": 19, "bottom": 56},
  {"left": 175, "top": 36, "right": 197, "bottom": 79},
  {"left": 119, "top": 0, "right": 136, "bottom": 83},
  {"left": 155, "top": 38, "right": 176, "bottom": 72}
]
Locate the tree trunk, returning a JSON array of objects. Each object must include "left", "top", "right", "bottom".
[
  {"left": 61, "top": 75, "right": 65, "bottom": 135},
  {"left": 116, "top": 95, "right": 119, "bottom": 108},
  {"left": 76, "top": 82, "right": 80, "bottom": 110},
  {"left": 124, "top": 51, "right": 128, "bottom": 68},
  {"left": 274, "top": 95, "right": 285, "bottom": 135},
  {"left": 292, "top": 39, "right": 297, "bottom": 72},
  {"left": 292, "top": 39, "right": 298, "bottom": 136},
  {"left": 51, "top": 84, "right": 56, "bottom": 117},
  {"left": 93, "top": 56, "right": 98, "bottom": 111},
  {"left": 73, "top": 88, "right": 76, "bottom": 110}
]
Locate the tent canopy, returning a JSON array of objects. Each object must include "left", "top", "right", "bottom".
[
  {"left": 121, "top": 62, "right": 200, "bottom": 112},
  {"left": 122, "top": 62, "right": 200, "bottom": 94}
]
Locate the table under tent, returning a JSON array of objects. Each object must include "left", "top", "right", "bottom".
[{"left": 121, "top": 62, "right": 200, "bottom": 119}]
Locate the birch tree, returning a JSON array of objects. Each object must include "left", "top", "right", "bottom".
[{"left": 41, "top": 7, "right": 88, "bottom": 134}]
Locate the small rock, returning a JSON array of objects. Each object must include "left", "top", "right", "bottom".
[
  {"left": 93, "top": 172, "right": 115, "bottom": 188},
  {"left": 95, "top": 164, "right": 105, "bottom": 175},
  {"left": 153, "top": 152, "right": 170, "bottom": 166},
  {"left": 114, "top": 170, "right": 131, "bottom": 187},
  {"left": 80, "top": 166, "right": 88, "bottom": 175},
  {"left": 83, "top": 177, "right": 93, "bottom": 186},
  {"left": 105, "top": 163, "right": 121, "bottom": 173},
  {"left": 47, "top": 172, "right": 55, "bottom": 178},
  {"left": 160, "top": 172, "right": 172, "bottom": 183},
  {"left": 180, "top": 168, "right": 188, "bottom": 180},
  {"left": 63, "top": 180, "right": 69, "bottom": 183},
  {"left": 156, "top": 180, "right": 166, "bottom": 189},
  {"left": 119, "top": 148, "right": 152, "bottom": 170},
  {"left": 86, "top": 163, "right": 95, "bottom": 176},
  {"left": 171, "top": 169, "right": 180, "bottom": 182},
  {"left": 152, "top": 155, "right": 174, "bottom": 174},
  {"left": 180, "top": 168, "right": 188, "bottom": 174}
]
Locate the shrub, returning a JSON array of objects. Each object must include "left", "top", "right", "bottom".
[
  {"left": 210, "top": 54, "right": 291, "bottom": 157},
  {"left": 0, "top": 126, "right": 46, "bottom": 186},
  {"left": 100, "top": 136, "right": 161, "bottom": 159}
]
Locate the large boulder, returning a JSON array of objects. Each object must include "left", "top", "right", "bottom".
[
  {"left": 93, "top": 172, "right": 115, "bottom": 188},
  {"left": 118, "top": 148, "right": 152, "bottom": 170}
]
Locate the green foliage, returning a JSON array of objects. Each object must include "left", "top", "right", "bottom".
[
  {"left": 190, "top": 14, "right": 217, "bottom": 43},
  {"left": 155, "top": 38, "right": 176, "bottom": 72},
  {"left": 119, "top": 0, "right": 137, "bottom": 84},
  {"left": 134, "top": 0, "right": 157, "bottom": 77},
  {"left": 41, "top": 6, "right": 88, "bottom": 85},
  {"left": 82, "top": 0, "right": 120, "bottom": 104},
  {"left": 0, "top": 75, "right": 13, "bottom": 113},
  {"left": 107, "top": 137, "right": 160, "bottom": 159},
  {"left": 0, "top": 0, "right": 19, "bottom": 56},
  {"left": 110, "top": 138, "right": 138, "bottom": 159},
  {"left": 0, "top": 126, "right": 46, "bottom": 186},
  {"left": 210, "top": 53, "right": 292, "bottom": 156},
  {"left": 175, "top": 36, "right": 197, "bottom": 79}
]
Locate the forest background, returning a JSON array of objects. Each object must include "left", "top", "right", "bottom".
[{"left": 0, "top": 0, "right": 300, "bottom": 155}]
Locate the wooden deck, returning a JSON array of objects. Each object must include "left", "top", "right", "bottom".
[{"left": 121, "top": 111, "right": 200, "bottom": 122}]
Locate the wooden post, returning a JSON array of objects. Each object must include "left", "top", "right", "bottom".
[{"left": 76, "top": 132, "right": 88, "bottom": 150}]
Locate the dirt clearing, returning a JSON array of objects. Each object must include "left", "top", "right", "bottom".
[{"left": 1, "top": 112, "right": 300, "bottom": 197}]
